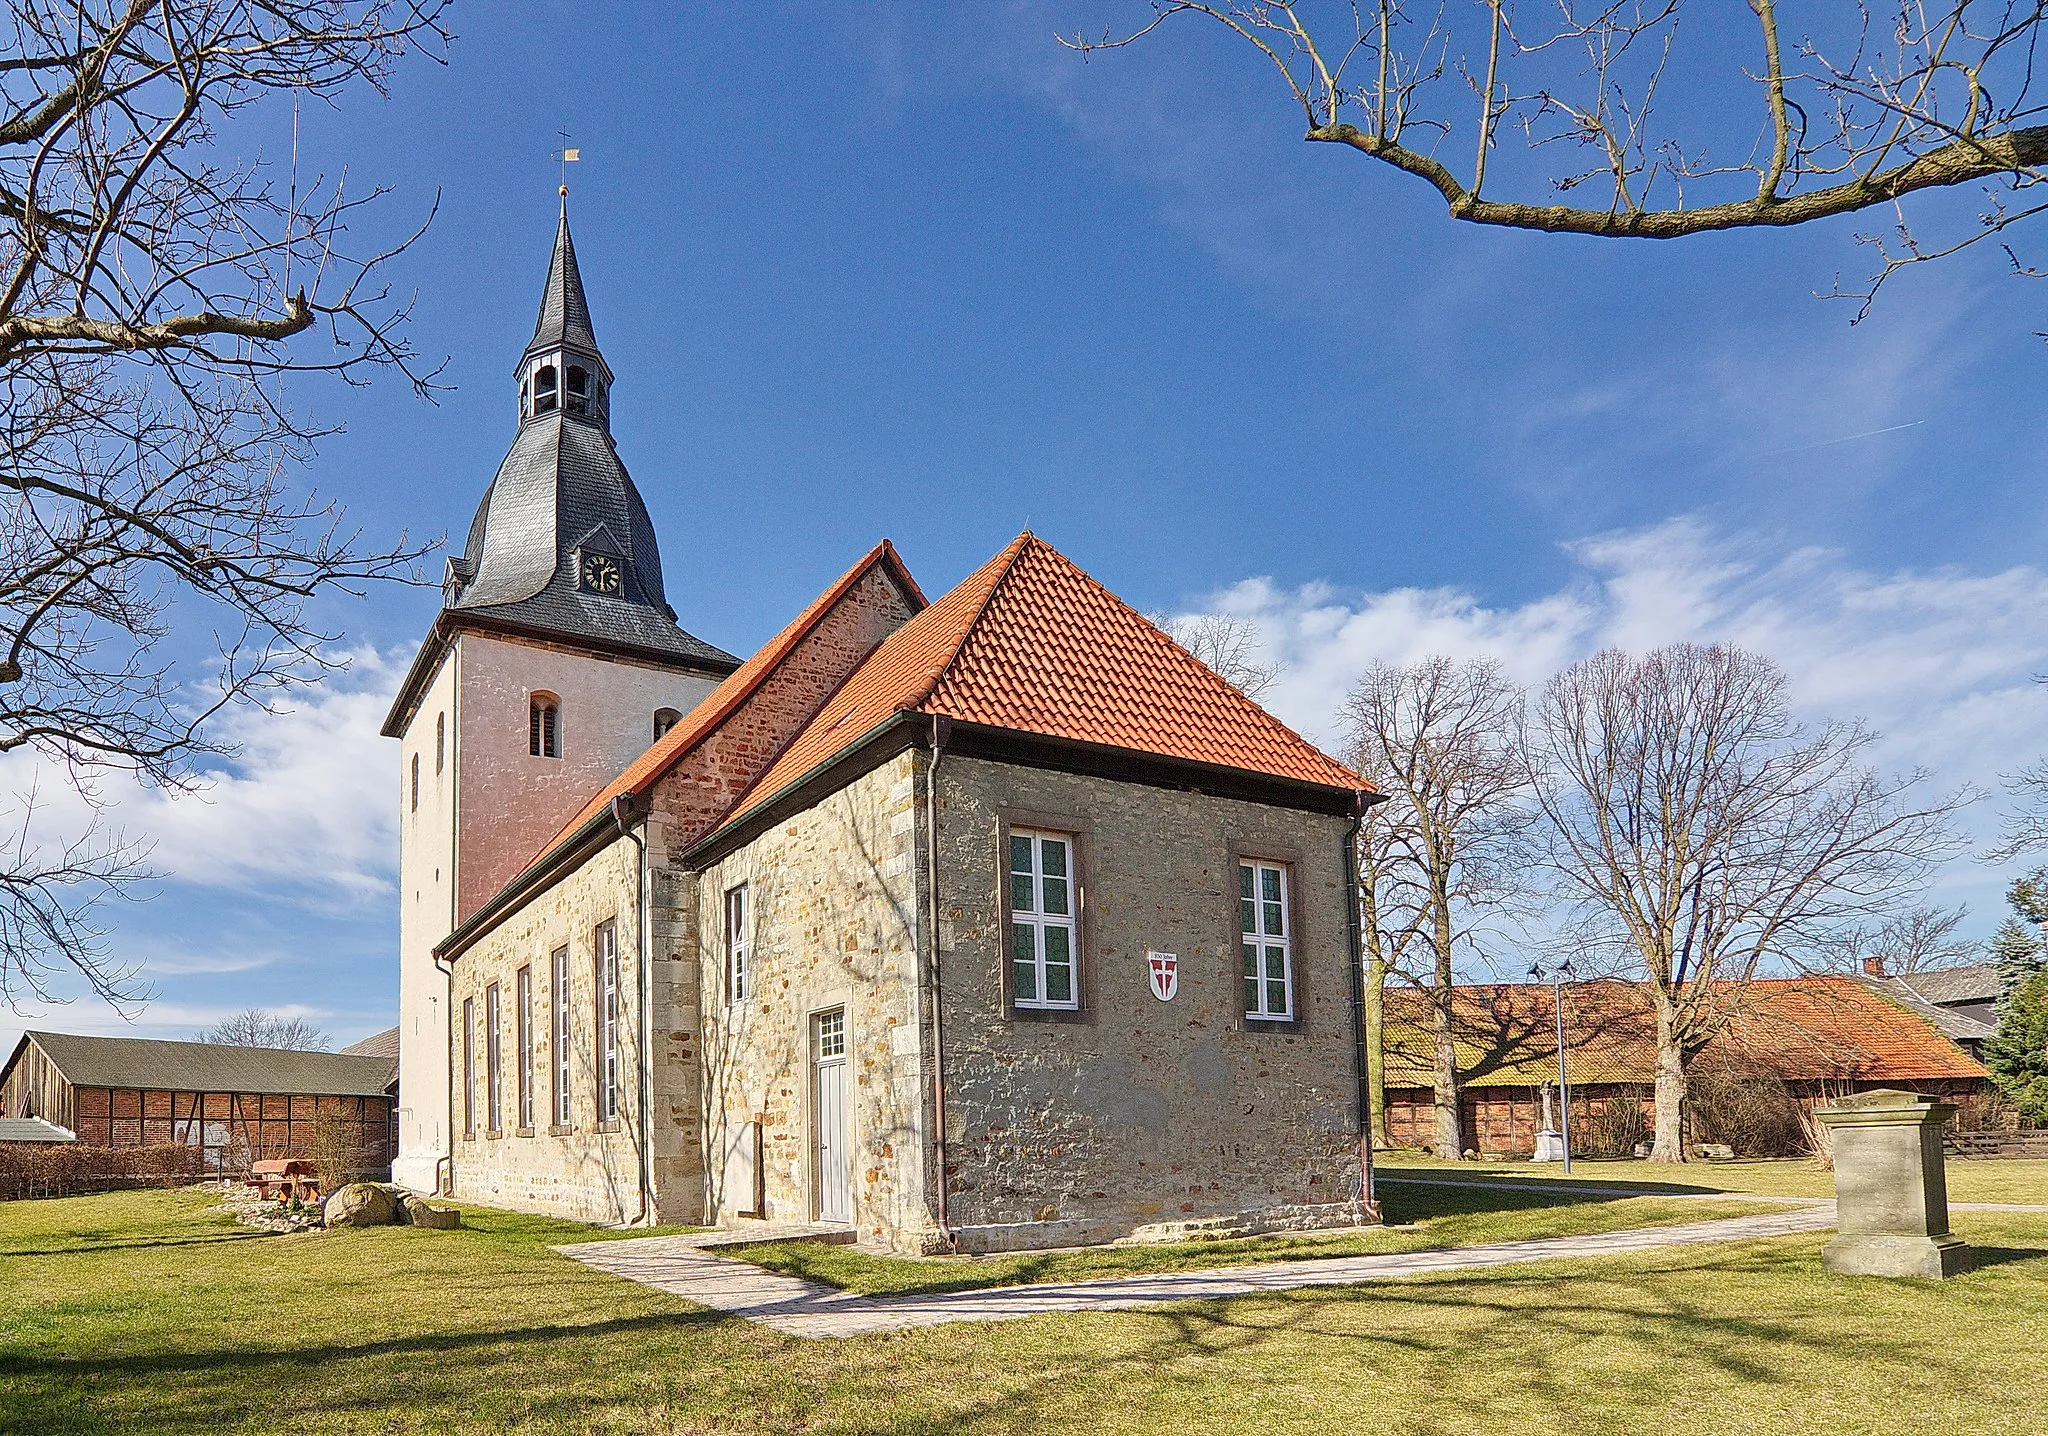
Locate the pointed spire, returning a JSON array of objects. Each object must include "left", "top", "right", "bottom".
[{"left": 521, "top": 205, "right": 608, "bottom": 380}]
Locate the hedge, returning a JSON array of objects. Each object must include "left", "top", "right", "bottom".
[{"left": 0, "top": 1143, "right": 208, "bottom": 1200}]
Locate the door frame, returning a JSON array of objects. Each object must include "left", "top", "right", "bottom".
[{"left": 810, "top": 1006, "right": 852, "bottom": 1225}]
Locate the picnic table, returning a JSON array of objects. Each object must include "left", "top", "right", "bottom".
[{"left": 250, "top": 1159, "right": 320, "bottom": 1202}]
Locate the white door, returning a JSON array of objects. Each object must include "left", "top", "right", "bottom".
[{"left": 813, "top": 1009, "right": 850, "bottom": 1224}]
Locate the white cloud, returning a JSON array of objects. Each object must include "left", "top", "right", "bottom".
[
  {"left": 0, "top": 648, "right": 402, "bottom": 906},
  {"left": 1171, "top": 515, "right": 2048, "bottom": 933}
]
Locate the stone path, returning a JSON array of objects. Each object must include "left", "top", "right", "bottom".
[{"left": 557, "top": 1206, "right": 1837, "bottom": 1340}]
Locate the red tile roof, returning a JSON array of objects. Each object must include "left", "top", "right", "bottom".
[
  {"left": 532, "top": 540, "right": 925, "bottom": 858},
  {"left": 1382, "top": 977, "right": 1990, "bottom": 1089},
  {"left": 713, "top": 533, "right": 1363, "bottom": 833}
]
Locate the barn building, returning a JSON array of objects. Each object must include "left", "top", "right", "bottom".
[
  {"left": 0, "top": 1031, "right": 398, "bottom": 1169},
  {"left": 1381, "top": 977, "right": 1994, "bottom": 1157}
]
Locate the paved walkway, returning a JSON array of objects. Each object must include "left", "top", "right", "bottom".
[{"left": 557, "top": 1206, "right": 1837, "bottom": 1339}]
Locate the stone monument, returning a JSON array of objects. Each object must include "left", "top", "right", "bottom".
[{"left": 1815, "top": 1089, "right": 1969, "bottom": 1279}]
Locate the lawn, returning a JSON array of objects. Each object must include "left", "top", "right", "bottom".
[
  {"left": 1374, "top": 1153, "right": 2048, "bottom": 1204},
  {"left": 726, "top": 1180, "right": 1784, "bottom": 1297},
  {"left": 2, "top": 1186, "right": 2046, "bottom": 1434}
]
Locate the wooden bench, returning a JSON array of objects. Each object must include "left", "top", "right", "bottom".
[{"left": 250, "top": 1159, "right": 320, "bottom": 1202}]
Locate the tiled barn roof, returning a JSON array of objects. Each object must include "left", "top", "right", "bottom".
[
  {"left": 1380, "top": 977, "right": 1990, "bottom": 1089},
  {"left": 8, "top": 1032, "right": 398, "bottom": 1098},
  {"left": 715, "top": 533, "right": 1363, "bottom": 832}
]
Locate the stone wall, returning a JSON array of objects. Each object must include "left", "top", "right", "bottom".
[
  {"left": 690, "top": 752, "right": 935, "bottom": 1251},
  {"left": 932, "top": 757, "right": 1366, "bottom": 1250},
  {"left": 443, "top": 835, "right": 699, "bottom": 1224}
]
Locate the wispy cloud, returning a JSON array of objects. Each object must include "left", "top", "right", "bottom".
[
  {"left": 0, "top": 649, "right": 402, "bottom": 907},
  {"left": 1170, "top": 516, "right": 2048, "bottom": 929}
]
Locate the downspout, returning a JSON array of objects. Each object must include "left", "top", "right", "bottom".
[
  {"left": 433, "top": 950, "right": 455, "bottom": 1197},
  {"left": 924, "top": 713, "right": 956, "bottom": 1251},
  {"left": 612, "top": 792, "right": 654, "bottom": 1227},
  {"left": 1343, "top": 794, "right": 1379, "bottom": 1222}
]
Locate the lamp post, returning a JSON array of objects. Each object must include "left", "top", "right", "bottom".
[{"left": 1529, "top": 961, "right": 1576, "bottom": 1174}]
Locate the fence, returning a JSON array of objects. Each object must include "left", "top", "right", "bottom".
[
  {"left": 0, "top": 1143, "right": 208, "bottom": 1201},
  {"left": 1944, "top": 1130, "right": 2048, "bottom": 1159}
]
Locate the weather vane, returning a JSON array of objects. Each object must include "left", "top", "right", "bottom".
[{"left": 555, "top": 130, "right": 580, "bottom": 198}]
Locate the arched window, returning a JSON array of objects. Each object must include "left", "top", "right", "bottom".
[
  {"left": 529, "top": 693, "right": 561, "bottom": 758},
  {"left": 519, "top": 378, "right": 529, "bottom": 419},
  {"left": 567, "top": 366, "right": 589, "bottom": 415},
  {"left": 435, "top": 712, "right": 446, "bottom": 775},
  {"left": 533, "top": 364, "right": 558, "bottom": 414},
  {"left": 653, "top": 707, "right": 682, "bottom": 741}
]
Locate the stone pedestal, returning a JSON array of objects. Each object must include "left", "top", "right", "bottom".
[
  {"left": 1532, "top": 1129, "right": 1566, "bottom": 1162},
  {"left": 1815, "top": 1089, "right": 1970, "bottom": 1279}
]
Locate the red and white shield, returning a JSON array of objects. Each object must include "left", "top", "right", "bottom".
[{"left": 1147, "top": 951, "right": 1179, "bottom": 1002}]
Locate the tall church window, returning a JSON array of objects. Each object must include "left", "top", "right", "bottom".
[
  {"left": 550, "top": 946, "right": 572, "bottom": 1128},
  {"left": 534, "top": 364, "right": 558, "bottom": 414},
  {"left": 485, "top": 982, "right": 503, "bottom": 1136},
  {"left": 653, "top": 708, "right": 682, "bottom": 741},
  {"left": 595, "top": 920, "right": 620, "bottom": 1124},
  {"left": 410, "top": 753, "right": 420, "bottom": 813},
  {"left": 436, "top": 712, "right": 445, "bottom": 775},
  {"left": 530, "top": 694, "right": 560, "bottom": 758},
  {"left": 725, "top": 884, "right": 749, "bottom": 1004},
  {"left": 566, "top": 366, "right": 589, "bottom": 414},
  {"left": 516, "top": 965, "right": 534, "bottom": 1132},
  {"left": 461, "top": 996, "right": 476, "bottom": 1140},
  {"left": 1240, "top": 861, "right": 1295, "bottom": 1022}
]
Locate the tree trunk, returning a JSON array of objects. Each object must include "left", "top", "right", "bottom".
[
  {"left": 1429, "top": 986, "right": 1462, "bottom": 1159},
  {"left": 1364, "top": 944, "right": 1391, "bottom": 1148},
  {"left": 1650, "top": 1009, "right": 1688, "bottom": 1163}
]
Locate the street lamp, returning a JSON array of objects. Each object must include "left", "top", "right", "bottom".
[{"left": 1529, "top": 960, "right": 1577, "bottom": 1175}]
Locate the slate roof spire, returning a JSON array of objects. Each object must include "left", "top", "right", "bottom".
[
  {"left": 428, "top": 207, "right": 735, "bottom": 676},
  {"left": 520, "top": 202, "right": 611, "bottom": 386}
]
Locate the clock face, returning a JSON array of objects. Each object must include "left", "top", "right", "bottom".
[{"left": 579, "top": 551, "right": 622, "bottom": 595}]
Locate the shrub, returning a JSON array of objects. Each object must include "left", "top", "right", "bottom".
[
  {"left": 1575, "top": 1091, "right": 1650, "bottom": 1158},
  {"left": 0, "top": 1143, "right": 207, "bottom": 1201},
  {"left": 1687, "top": 1069, "right": 1806, "bottom": 1157},
  {"left": 305, "top": 1110, "right": 376, "bottom": 1194}
]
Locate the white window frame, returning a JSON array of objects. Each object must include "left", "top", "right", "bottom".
[
  {"left": 485, "top": 982, "right": 503, "bottom": 1134},
  {"left": 596, "top": 921, "right": 620, "bottom": 1124},
  {"left": 461, "top": 996, "right": 476, "bottom": 1139},
  {"left": 551, "top": 946, "right": 572, "bottom": 1128},
  {"left": 1240, "top": 860, "right": 1296, "bottom": 1021},
  {"left": 516, "top": 965, "right": 534, "bottom": 1132},
  {"left": 1009, "top": 829, "right": 1079, "bottom": 1011},
  {"left": 725, "top": 884, "right": 750, "bottom": 1005}
]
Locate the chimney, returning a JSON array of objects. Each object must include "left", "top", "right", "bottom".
[{"left": 1862, "top": 956, "right": 1886, "bottom": 978}]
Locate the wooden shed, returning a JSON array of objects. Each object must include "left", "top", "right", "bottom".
[{"left": 0, "top": 1031, "right": 397, "bottom": 1169}]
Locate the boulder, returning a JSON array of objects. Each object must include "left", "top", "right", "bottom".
[
  {"left": 324, "top": 1181, "right": 400, "bottom": 1228},
  {"left": 399, "top": 1192, "right": 462, "bottom": 1229}
]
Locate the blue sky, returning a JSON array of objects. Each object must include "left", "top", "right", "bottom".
[{"left": 6, "top": 2, "right": 2048, "bottom": 1052}]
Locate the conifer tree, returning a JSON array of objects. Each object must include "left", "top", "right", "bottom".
[
  {"left": 1985, "top": 971, "right": 2048, "bottom": 1125},
  {"left": 1991, "top": 918, "right": 2048, "bottom": 1008}
]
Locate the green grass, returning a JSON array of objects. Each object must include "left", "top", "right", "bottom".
[
  {"left": 1375, "top": 1154, "right": 2048, "bottom": 1204},
  {"left": 3, "top": 1186, "right": 2047, "bottom": 1433},
  {"left": 725, "top": 1181, "right": 1784, "bottom": 1297}
]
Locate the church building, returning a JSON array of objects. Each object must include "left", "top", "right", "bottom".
[{"left": 386, "top": 209, "right": 1378, "bottom": 1252}]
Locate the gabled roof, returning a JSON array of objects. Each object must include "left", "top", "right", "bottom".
[
  {"left": 711, "top": 533, "right": 1362, "bottom": 835},
  {"left": 534, "top": 540, "right": 927, "bottom": 858},
  {"left": 1381, "top": 977, "right": 1991, "bottom": 1089},
  {"left": 0, "top": 1117, "right": 75, "bottom": 1143},
  {"left": 339, "top": 1027, "right": 399, "bottom": 1062},
  {"left": 1886, "top": 962, "right": 2002, "bottom": 1007},
  {"left": 6, "top": 1032, "right": 398, "bottom": 1099},
  {"left": 1860, "top": 978, "right": 1997, "bottom": 1043}
]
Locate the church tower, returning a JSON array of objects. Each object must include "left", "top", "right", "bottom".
[{"left": 382, "top": 207, "right": 737, "bottom": 1192}]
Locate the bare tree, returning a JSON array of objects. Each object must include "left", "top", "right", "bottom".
[
  {"left": 1530, "top": 643, "right": 1970, "bottom": 1162},
  {"left": 1343, "top": 655, "right": 1535, "bottom": 1159},
  {"left": 1152, "top": 610, "right": 1280, "bottom": 700},
  {"left": 1829, "top": 902, "right": 1978, "bottom": 975},
  {"left": 197, "top": 1007, "right": 330, "bottom": 1051},
  {"left": 0, "top": 1, "right": 448, "bottom": 1009},
  {"left": 1066, "top": 3, "right": 2048, "bottom": 307}
]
